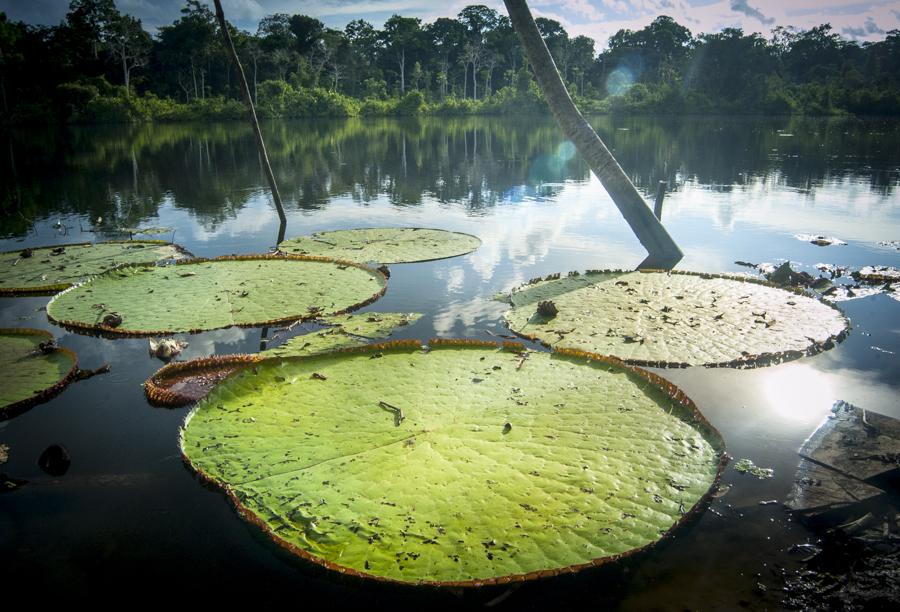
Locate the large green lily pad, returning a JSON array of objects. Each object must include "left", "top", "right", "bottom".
[
  {"left": 503, "top": 270, "right": 849, "bottom": 367},
  {"left": 1, "top": 328, "right": 78, "bottom": 416},
  {"left": 181, "top": 340, "right": 725, "bottom": 586},
  {"left": 47, "top": 255, "right": 387, "bottom": 336},
  {"left": 279, "top": 228, "right": 481, "bottom": 264},
  {"left": 145, "top": 313, "right": 421, "bottom": 406},
  {"left": 0, "top": 240, "right": 188, "bottom": 295}
]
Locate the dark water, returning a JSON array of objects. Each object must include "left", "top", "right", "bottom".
[{"left": 1, "top": 116, "right": 899, "bottom": 606}]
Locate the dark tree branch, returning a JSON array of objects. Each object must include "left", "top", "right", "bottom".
[{"left": 212, "top": 0, "right": 287, "bottom": 240}]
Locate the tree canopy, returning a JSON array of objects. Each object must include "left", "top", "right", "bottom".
[{"left": 1, "top": 1, "right": 898, "bottom": 123}]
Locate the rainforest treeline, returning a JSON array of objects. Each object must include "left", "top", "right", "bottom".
[{"left": 1, "top": 0, "right": 898, "bottom": 123}]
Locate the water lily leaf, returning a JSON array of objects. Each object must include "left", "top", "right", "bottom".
[
  {"left": 47, "top": 255, "right": 387, "bottom": 336},
  {"left": 0, "top": 240, "right": 190, "bottom": 295},
  {"left": 180, "top": 339, "right": 725, "bottom": 586},
  {"left": 317, "top": 312, "right": 422, "bottom": 338},
  {"left": 0, "top": 328, "right": 78, "bottom": 417},
  {"left": 145, "top": 313, "right": 420, "bottom": 406},
  {"left": 117, "top": 227, "right": 175, "bottom": 236},
  {"left": 279, "top": 228, "right": 481, "bottom": 264},
  {"left": 503, "top": 270, "right": 848, "bottom": 367},
  {"left": 733, "top": 458, "right": 774, "bottom": 479}
]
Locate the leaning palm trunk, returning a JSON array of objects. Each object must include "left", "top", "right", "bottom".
[{"left": 503, "top": 0, "right": 682, "bottom": 269}]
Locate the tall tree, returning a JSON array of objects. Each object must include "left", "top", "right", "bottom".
[
  {"left": 105, "top": 14, "right": 151, "bottom": 97},
  {"left": 381, "top": 15, "right": 423, "bottom": 94},
  {"left": 458, "top": 5, "right": 499, "bottom": 98},
  {"left": 503, "top": 0, "right": 682, "bottom": 269}
]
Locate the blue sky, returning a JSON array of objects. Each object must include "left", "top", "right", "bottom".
[{"left": 1, "top": 0, "right": 897, "bottom": 47}]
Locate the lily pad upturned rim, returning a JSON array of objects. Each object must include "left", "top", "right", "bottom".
[
  {"left": 0, "top": 328, "right": 78, "bottom": 419},
  {"left": 504, "top": 269, "right": 851, "bottom": 369},
  {"left": 0, "top": 240, "right": 192, "bottom": 296},
  {"left": 179, "top": 337, "right": 727, "bottom": 588},
  {"left": 278, "top": 227, "right": 483, "bottom": 264},
  {"left": 144, "top": 353, "right": 260, "bottom": 407},
  {"left": 46, "top": 254, "right": 389, "bottom": 338}
]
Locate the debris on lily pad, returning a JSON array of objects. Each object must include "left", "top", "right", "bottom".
[
  {"left": 734, "top": 458, "right": 774, "bottom": 479},
  {"left": 180, "top": 339, "right": 725, "bottom": 585},
  {"left": 853, "top": 266, "right": 900, "bottom": 284},
  {"left": 47, "top": 255, "right": 387, "bottom": 336},
  {"left": 795, "top": 234, "right": 847, "bottom": 247},
  {"left": 145, "top": 313, "right": 421, "bottom": 406},
  {"left": 765, "top": 262, "right": 816, "bottom": 287},
  {"left": 0, "top": 240, "right": 190, "bottom": 295},
  {"left": 504, "top": 270, "right": 848, "bottom": 367},
  {"left": 0, "top": 328, "right": 78, "bottom": 418},
  {"left": 149, "top": 338, "right": 189, "bottom": 361},
  {"left": 278, "top": 227, "right": 481, "bottom": 264}
]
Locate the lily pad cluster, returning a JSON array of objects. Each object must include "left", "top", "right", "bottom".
[
  {"left": 279, "top": 228, "right": 481, "bottom": 264},
  {"left": 0, "top": 240, "right": 188, "bottom": 295},
  {"left": 503, "top": 270, "right": 848, "bottom": 367},
  {"left": 0, "top": 328, "right": 78, "bottom": 417},
  {"left": 181, "top": 340, "right": 725, "bottom": 585},
  {"left": 47, "top": 255, "right": 388, "bottom": 336}
]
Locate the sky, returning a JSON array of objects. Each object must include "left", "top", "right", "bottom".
[{"left": 1, "top": 0, "right": 897, "bottom": 48}]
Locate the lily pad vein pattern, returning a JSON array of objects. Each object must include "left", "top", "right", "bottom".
[
  {"left": 279, "top": 228, "right": 481, "bottom": 264},
  {"left": 181, "top": 342, "right": 724, "bottom": 585},
  {"left": 47, "top": 255, "right": 387, "bottom": 335},
  {"left": 0, "top": 240, "right": 188, "bottom": 294},
  {"left": 504, "top": 271, "right": 849, "bottom": 367}
]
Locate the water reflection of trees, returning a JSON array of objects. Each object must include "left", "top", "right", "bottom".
[
  {"left": 1, "top": 116, "right": 897, "bottom": 237},
  {"left": 591, "top": 115, "right": 900, "bottom": 196}
]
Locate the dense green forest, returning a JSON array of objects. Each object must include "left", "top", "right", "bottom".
[{"left": 1, "top": 0, "right": 899, "bottom": 123}]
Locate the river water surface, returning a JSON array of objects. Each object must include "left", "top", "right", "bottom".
[{"left": 1, "top": 116, "right": 899, "bottom": 607}]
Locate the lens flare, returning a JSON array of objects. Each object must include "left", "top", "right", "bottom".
[
  {"left": 556, "top": 140, "right": 576, "bottom": 161},
  {"left": 606, "top": 68, "right": 635, "bottom": 97}
]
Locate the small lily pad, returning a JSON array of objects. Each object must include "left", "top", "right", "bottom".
[
  {"left": 117, "top": 227, "right": 175, "bottom": 236},
  {"left": 47, "top": 255, "right": 387, "bottom": 336},
  {"left": 279, "top": 228, "right": 481, "bottom": 264},
  {"left": 0, "top": 328, "right": 78, "bottom": 417},
  {"left": 0, "top": 240, "right": 189, "bottom": 295},
  {"left": 503, "top": 270, "right": 848, "bottom": 367},
  {"left": 734, "top": 458, "right": 774, "bottom": 479},
  {"left": 180, "top": 340, "right": 725, "bottom": 586}
]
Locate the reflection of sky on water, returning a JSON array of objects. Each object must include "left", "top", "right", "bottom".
[{"left": 1, "top": 116, "right": 899, "bottom": 605}]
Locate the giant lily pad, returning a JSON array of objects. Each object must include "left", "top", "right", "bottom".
[
  {"left": 0, "top": 240, "right": 188, "bottom": 295},
  {"left": 1, "top": 328, "right": 78, "bottom": 417},
  {"left": 503, "top": 270, "right": 849, "bottom": 367},
  {"left": 47, "top": 255, "right": 387, "bottom": 336},
  {"left": 180, "top": 340, "right": 725, "bottom": 586},
  {"left": 145, "top": 313, "right": 420, "bottom": 406},
  {"left": 279, "top": 228, "right": 481, "bottom": 264}
]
